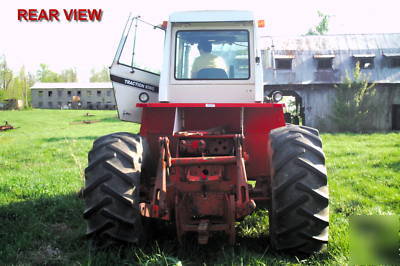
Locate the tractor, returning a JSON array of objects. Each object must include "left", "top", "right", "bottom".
[{"left": 83, "top": 10, "right": 329, "bottom": 255}]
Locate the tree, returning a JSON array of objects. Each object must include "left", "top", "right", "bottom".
[
  {"left": 90, "top": 66, "right": 110, "bottom": 82},
  {"left": 60, "top": 68, "right": 77, "bottom": 82},
  {"left": 306, "top": 11, "right": 330, "bottom": 35},
  {"left": 0, "top": 55, "right": 13, "bottom": 92},
  {"left": 16, "top": 67, "right": 35, "bottom": 107},
  {"left": 331, "top": 62, "right": 378, "bottom": 132},
  {"left": 0, "top": 61, "right": 35, "bottom": 107},
  {"left": 36, "top": 64, "right": 77, "bottom": 82},
  {"left": 36, "top": 64, "right": 62, "bottom": 82}
]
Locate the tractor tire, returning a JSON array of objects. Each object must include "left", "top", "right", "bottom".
[
  {"left": 268, "top": 124, "right": 329, "bottom": 255},
  {"left": 83, "top": 132, "right": 149, "bottom": 247}
]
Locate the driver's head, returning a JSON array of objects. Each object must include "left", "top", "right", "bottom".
[{"left": 198, "top": 41, "right": 212, "bottom": 53}]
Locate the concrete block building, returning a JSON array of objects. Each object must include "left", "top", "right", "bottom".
[
  {"left": 31, "top": 82, "right": 116, "bottom": 110},
  {"left": 261, "top": 33, "right": 400, "bottom": 131}
]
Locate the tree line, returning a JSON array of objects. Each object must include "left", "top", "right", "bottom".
[{"left": 0, "top": 55, "right": 110, "bottom": 107}]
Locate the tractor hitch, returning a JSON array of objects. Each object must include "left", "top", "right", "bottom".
[{"left": 141, "top": 133, "right": 255, "bottom": 244}]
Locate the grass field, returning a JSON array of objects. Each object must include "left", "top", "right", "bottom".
[{"left": 0, "top": 109, "right": 399, "bottom": 265}]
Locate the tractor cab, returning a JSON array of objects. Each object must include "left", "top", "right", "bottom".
[{"left": 110, "top": 10, "right": 263, "bottom": 122}]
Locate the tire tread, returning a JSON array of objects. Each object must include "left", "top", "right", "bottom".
[
  {"left": 269, "top": 125, "right": 329, "bottom": 255},
  {"left": 83, "top": 132, "right": 147, "bottom": 246}
]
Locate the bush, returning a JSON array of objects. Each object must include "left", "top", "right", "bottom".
[{"left": 331, "top": 63, "right": 377, "bottom": 132}]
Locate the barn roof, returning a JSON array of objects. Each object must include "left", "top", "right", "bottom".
[
  {"left": 31, "top": 82, "right": 112, "bottom": 90},
  {"left": 261, "top": 33, "right": 400, "bottom": 51},
  {"left": 261, "top": 33, "right": 400, "bottom": 85}
]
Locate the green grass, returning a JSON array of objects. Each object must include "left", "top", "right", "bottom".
[{"left": 0, "top": 109, "right": 399, "bottom": 265}]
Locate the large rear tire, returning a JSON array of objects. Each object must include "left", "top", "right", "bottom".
[
  {"left": 268, "top": 125, "right": 329, "bottom": 254},
  {"left": 83, "top": 132, "right": 149, "bottom": 247}
]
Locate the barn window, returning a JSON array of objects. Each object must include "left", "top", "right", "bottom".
[
  {"left": 38, "top": 91, "right": 43, "bottom": 97},
  {"left": 87, "top": 90, "right": 92, "bottom": 96},
  {"left": 353, "top": 54, "right": 375, "bottom": 69},
  {"left": 48, "top": 91, "right": 53, "bottom": 97},
  {"left": 67, "top": 91, "right": 72, "bottom": 97},
  {"left": 383, "top": 53, "right": 400, "bottom": 68},
  {"left": 97, "top": 90, "right": 101, "bottom": 96},
  {"left": 48, "top": 102, "right": 53, "bottom": 108},
  {"left": 106, "top": 90, "right": 111, "bottom": 97},
  {"left": 275, "top": 55, "right": 294, "bottom": 70},
  {"left": 57, "top": 90, "right": 62, "bottom": 97},
  {"left": 38, "top": 102, "right": 43, "bottom": 107},
  {"left": 391, "top": 58, "right": 400, "bottom": 68},
  {"left": 276, "top": 59, "right": 292, "bottom": 69},
  {"left": 314, "top": 54, "right": 335, "bottom": 70},
  {"left": 77, "top": 91, "right": 81, "bottom": 96}
]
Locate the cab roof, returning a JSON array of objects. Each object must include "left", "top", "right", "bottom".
[{"left": 169, "top": 10, "right": 254, "bottom": 23}]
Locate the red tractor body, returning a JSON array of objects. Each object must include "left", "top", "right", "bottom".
[{"left": 137, "top": 103, "right": 285, "bottom": 243}]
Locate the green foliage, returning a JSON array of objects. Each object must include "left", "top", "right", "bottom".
[
  {"left": 0, "top": 56, "right": 35, "bottom": 107},
  {"left": 0, "top": 55, "right": 14, "bottom": 92},
  {"left": 36, "top": 64, "right": 77, "bottom": 82},
  {"left": 60, "top": 68, "right": 78, "bottom": 82},
  {"left": 331, "top": 62, "right": 378, "bottom": 132},
  {"left": 90, "top": 66, "right": 110, "bottom": 82},
  {"left": 307, "top": 11, "right": 330, "bottom": 35},
  {"left": 36, "top": 64, "right": 61, "bottom": 82},
  {"left": 0, "top": 89, "right": 5, "bottom": 100}
]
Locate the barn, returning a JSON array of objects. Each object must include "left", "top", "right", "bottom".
[
  {"left": 30, "top": 82, "right": 116, "bottom": 110},
  {"left": 261, "top": 33, "right": 400, "bottom": 131}
]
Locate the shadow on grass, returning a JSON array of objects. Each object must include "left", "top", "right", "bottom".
[
  {"left": 372, "top": 161, "right": 400, "bottom": 173},
  {"left": 387, "top": 161, "right": 400, "bottom": 172},
  {"left": 71, "top": 116, "right": 120, "bottom": 124},
  {"left": 85, "top": 229, "right": 303, "bottom": 266},
  {"left": 43, "top": 136, "right": 99, "bottom": 143},
  {"left": 98, "top": 116, "right": 120, "bottom": 123},
  {"left": 0, "top": 191, "right": 87, "bottom": 265},
  {"left": 0, "top": 190, "right": 331, "bottom": 265}
]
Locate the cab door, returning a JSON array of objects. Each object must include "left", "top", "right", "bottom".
[{"left": 110, "top": 16, "right": 165, "bottom": 122}]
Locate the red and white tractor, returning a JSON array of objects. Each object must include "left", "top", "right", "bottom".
[{"left": 83, "top": 10, "right": 329, "bottom": 254}]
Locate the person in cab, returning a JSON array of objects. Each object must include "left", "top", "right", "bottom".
[{"left": 191, "top": 40, "right": 228, "bottom": 79}]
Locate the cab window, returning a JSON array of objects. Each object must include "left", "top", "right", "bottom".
[
  {"left": 119, "top": 19, "right": 164, "bottom": 74},
  {"left": 175, "top": 30, "right": 250, "bottom": 80}
]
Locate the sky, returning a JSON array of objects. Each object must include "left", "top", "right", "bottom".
[{"left": 1, "top": 0, "right": 399, "bottom": 82}]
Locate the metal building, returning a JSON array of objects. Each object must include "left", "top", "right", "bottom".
[
  {"left": 261, "top": 33, "right": 400, "bottom": 131},
  {"left": 30, "top": 82, "right": 116, "bottom": 110}
]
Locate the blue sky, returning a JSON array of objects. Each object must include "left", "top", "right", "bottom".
[{"left": 1, "top": 0, "right": 398, "bottom": 81}]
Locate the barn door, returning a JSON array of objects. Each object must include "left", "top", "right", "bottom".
[
  {"left": 110, "top": 16, "right": 165, "bottom": 122},
  {"left": 392, "top": 104, "right": 400, "bottom": 130}
]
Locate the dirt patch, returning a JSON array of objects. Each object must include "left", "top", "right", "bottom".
[
  {"left": 70, "top": 120, "right": 100, "bottom": 125},
  {"left": 25, "top": 224, "right": 73, "bottom": 264},
  {"left": 84, "top": 112, "right": 96, "bottom": 117},
  {"left": 50, "top": 223, "right": 73, "bottom": 236},
  {"left": 30, "top": 244, "right": 63, "bottom": 265}
]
